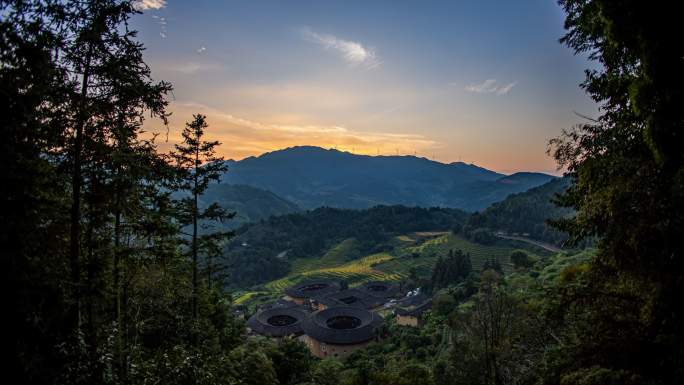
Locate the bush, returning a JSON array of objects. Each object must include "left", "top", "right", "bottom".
[{"left": 510, "top": 250, "right": 533, "bottom": 268}]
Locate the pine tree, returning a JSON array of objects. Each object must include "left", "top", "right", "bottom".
[
  {"left": 2, "top": 2, "right": 73, "bottom": 381},
  {"left": 172, "top": 114, "right": 234, "bottom": 321}
]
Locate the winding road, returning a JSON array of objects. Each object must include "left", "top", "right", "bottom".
[{"left": 496, "top": 234, "right": 562, "bottom": 253}]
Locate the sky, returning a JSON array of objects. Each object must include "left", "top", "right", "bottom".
[{"left": 132, "top": 0, "right": 597, "bottom": 174}]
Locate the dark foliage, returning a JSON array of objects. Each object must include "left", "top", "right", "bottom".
[
  {"left": 225, "top": 205, "right": 469, "bottom": 287},
  {"left": 463, "top": 177, "right": 573, "bottom": 245},
  {"left": 1, "top": 2, "right": 243, "bottom": 384},
  {"left": 171, "top": 114, "right": 234, "bottom": 315},
  {"left": 430, "top": 249, "right": 472, "bottom": 291},
  {"left": 481, "top": 259, "right": 503, "bottom": 275},
  {"left": 544, "top": 0, "right": 684, "bottom": 383},
  {"left": 510, "top": 250, "right": 533, "bottom": 269}
]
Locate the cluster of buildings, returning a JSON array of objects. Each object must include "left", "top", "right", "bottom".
[{"left": 246, "top": 279, "right": 431, "bottom": 358}]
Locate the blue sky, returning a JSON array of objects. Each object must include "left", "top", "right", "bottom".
[{"left": 132, "top": 0, "right": 597, "bottom": 174}]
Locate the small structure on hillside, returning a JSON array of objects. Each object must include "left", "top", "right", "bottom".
[
  {"left": 284, "top": 280, "right": 342, "bottom": 305},
  {"left": 314, "top": 288, "right": 385, "bottom": 311},
  {"left": 232, "top": 305, "right": 247, "bottom": 320},
  {"left": 301, "top": 306, "right": 383, "bottom": 358},
  {"left": 247, "top": 306, "right": 308, "bottom": 338},
  {"left": 359, "top": 280, "right": 399, "bottom": 299},
  {"left": 393, "top": 292, "right": 432, "bottom": 327}
]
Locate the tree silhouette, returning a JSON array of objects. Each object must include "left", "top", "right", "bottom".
[{"left": 172, "top": 114, "right": 234, "bottom": 320}]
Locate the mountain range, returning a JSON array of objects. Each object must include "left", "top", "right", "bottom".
[
  {"left": 199, "top": 184, "right": 300, "bottom": 228},
  {"left": 214, "top": 146, "right": 555, "bottom": 212}
]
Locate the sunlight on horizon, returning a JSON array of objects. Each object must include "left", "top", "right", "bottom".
[{"left": 136, "top": 0, "right": 593, "bottom": 175}]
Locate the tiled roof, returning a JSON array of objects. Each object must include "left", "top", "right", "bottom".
[
  {"left": 302, "top": 306, "right": 383, "bottom": 345},
  {"left": 359, "top": 281, "right": 399, "bottom": 299},
  {"left": 247, "top": 307, "right": 308, "bottom": 337},
  {"left": 394, "top": 295, "right": 432, "bottom": 317},
  {"left": 284, "top": 279, "right": 342, "bottom": 299},
  {"left": 316, "top": 288, "right": 386, "bottom": 310}
]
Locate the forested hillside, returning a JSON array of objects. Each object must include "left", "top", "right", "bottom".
[
  {"left": 199, "top": 184, "right": 300, "bottom": 228},
  {"left": 463, "top": 177, "right": 572, "bottom": 245},
  {"left": 234, "top": 230, "right": 555, "bottom": 308},
  {"left": 224, "top": 205, "right": 469, "bottom": 287}
]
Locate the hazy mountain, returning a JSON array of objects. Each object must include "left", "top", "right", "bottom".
[
  {"left": 217, "top": 146, "right": 555, "bottom": 211},
  {"left": 465, "top": 177, "right": 574, "bottom": 245},
  {"left": 448, "top": 172, "right": 562, "bottom": 211},
  {"left": 199, "top": 184, "right": 300, "bottom": 229}
]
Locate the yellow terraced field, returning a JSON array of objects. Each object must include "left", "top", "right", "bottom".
[
  {"left": 234, "top": 291, "right": 267, "bottom": 305},
  {"left": 265, "top": 252, "right": 399, "bottom": 291}
]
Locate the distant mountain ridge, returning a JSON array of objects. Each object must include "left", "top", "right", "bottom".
[
  {"left": 464, "top": 177, "right": 573, "bottom": 245},
  {"left": 215, "top": 146, "right": 555, "bottom": 211},
  {"left": 198, "top": 184, "right": 300, "bottom": 229}
]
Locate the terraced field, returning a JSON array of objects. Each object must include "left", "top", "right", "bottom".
[
  {"left": 265, "top": 252, "right": 402, "bottom": 291},
  {"left": 235, "top": 232, "right": 551, "bottom": 307},
  {"left": 390, "top": 233, "right": 539, "bottom": 272},
  {"left": 234, "top": 290, "right": 269, "bottom": 305}
]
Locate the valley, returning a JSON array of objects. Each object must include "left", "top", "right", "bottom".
[
  {"left": 233, "top": 231, "right": 555, "bottom": 309},
  {"left": 7, "top": 1, "right": 680, "bottom": 383}
]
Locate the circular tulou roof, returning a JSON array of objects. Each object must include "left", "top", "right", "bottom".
[
  {"left": 247, "top": 307, "right": 307, "bottom": 337},
  {"left": 359, "top": 281, "right": 399, "bottom": 299},
  {"left": 302, "top": 306, "right": 383, "bottom": 345},
  {"left": 284, "top": 279, "right": 342, "bottom": 299},
  {"left": 318, "top": 288, "right": 385, "bottom": 310}
]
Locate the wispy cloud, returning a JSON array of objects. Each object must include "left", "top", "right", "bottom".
[
  {"left": 494, "top": 81, "right": 517, "bottom": 95},
  {"left": 301, "top": 27, "right": 381, "bottom": 69},
  {"left": 462, "top": 79, "right": 517, "bottom": 95},
  {"left": 134, "top": 0, "right": 166, "bottom": 11},
  {"left": 151, "top": 15, "right": 168, "bottom": 38},
  {"left": 165, "top": 62, "right": 222, "bottom": 74}
]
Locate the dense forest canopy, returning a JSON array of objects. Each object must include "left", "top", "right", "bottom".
[
  {"left": 463, "top": 177, "right": 573, "bottom": 245},
  {"left": 545, "top": 0, "right": 684, "bottom": 382},
  {"left": 2, "top": 1, "right": 240, "bottom": 383},
  {"left": 225, "top": 205, "right": 468, "bottom": 287}
]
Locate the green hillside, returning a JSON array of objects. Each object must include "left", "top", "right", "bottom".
[
  {"left": 224, "top": 205, "right": 468, "bottom": 288},
  {"left": 199, "top": 183, "right": 301, "bottom": 228},
  {"left": 464, "top": 177, "right": 573, "bottom": 245},
  {"left": 234, "top": 232, "right": 551, "bottom": 307}
]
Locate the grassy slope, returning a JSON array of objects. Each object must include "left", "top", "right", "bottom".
[
  {"left": 375, "top": 232, "right": 549, "bottom": 276},
  {"left": 537, "top": 248, "right": 594, "bottom": 283},
  {"left": 234, "top": 232, "right": 551, "bottom": 306}
]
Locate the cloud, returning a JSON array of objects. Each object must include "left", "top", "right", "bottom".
[
  {"left": 463, "top": 79, "right": 517, "bottom": 95},
  {"left": 494, "top": 81, "right": 517, "bottom": 95},
  {"left": 166, "top": 62, "right": 220, "bottom": 74},
  {"left": 301, "top": 27, "right": 380, "bottom": 69},
  {"left": 150, "top": 15, "right": 168, "bottom": 38},
  {"left": 134, "top": 0, "right": 166, "bottom": 11},
  {"left": 145, "top": 101, "right": 437, "bottom": 159}
]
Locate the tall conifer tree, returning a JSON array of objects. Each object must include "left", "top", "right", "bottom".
[{"left": 172, "top": 114, "right": 233, "bottom": 321}]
